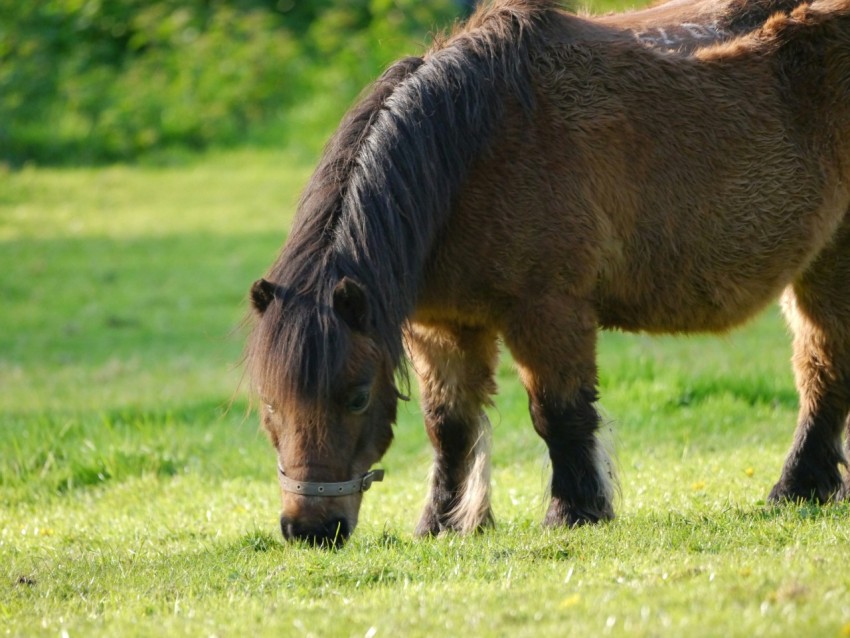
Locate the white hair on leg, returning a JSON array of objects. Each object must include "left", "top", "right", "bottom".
[{"left": 447, "top": 411, "right": 495, "bottom": 533}]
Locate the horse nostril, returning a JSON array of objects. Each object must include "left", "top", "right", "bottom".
[
  {"left": 280, "top": 516, "right": 297, "bottom": 541},
  {"left": 279, "top": 515, "right": 350, "bottom": 548}
]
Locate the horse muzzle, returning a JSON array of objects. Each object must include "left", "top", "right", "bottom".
[
  {"left": 276, "top": 466, "right": 384, "bottom": 547},
  {"left": 279, "top": 514, "right": 351, "bottom": 547}
]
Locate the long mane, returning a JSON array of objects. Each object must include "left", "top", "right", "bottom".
[{"left": 247, "top": 0, "right": 558, "bottom": 407}]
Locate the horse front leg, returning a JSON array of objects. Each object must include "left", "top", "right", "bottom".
[
  {"left": 504, "top": 297, "right": 616, "bottom": 527},
  {"left": 530, "top": 387, "right": 616, "bottom": 526},
  {"left": 407, "top": 323, "right": 499, "bottom": 536},
  {"left": 770, "top": 233, "right": 850, "bottom": 502}
]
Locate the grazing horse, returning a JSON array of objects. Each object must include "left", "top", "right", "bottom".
[{"left": 247, "top": 0, "right": 850, "bottom": 545}]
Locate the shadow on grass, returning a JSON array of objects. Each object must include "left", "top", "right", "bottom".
[
  {"left": 669, "top": 377, "right": 798, "bottom": 410},
  {"left": 747, "top": 500, "right": 850, "bottom": 522},
  {"left": 629, "top": 500, "right": 850, "bottom": 555}
]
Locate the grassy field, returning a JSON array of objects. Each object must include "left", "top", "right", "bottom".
[{"left": 2, "top": 149, "right": 850, "bottom": 637}]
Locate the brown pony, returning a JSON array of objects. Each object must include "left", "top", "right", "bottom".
[{"left": 247, "top": 0, "right": 850, "bottom": 546}]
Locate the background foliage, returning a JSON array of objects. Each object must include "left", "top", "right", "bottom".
[{"left": 0, "top": 0, "right": 462, "bottom": 164}]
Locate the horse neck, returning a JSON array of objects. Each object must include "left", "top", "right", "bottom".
[{"left": 327, "top": 28, "right": 538, "bottom": 331}]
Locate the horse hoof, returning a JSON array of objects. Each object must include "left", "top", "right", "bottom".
[
  {"left": 415, "top": 507, "right": 495, "bottom": 537},
  {"left": 767, "top": 480, "right": 839, "bottom": 504},
  {"left": 414, "top": 506, "right": 447, "bottom": 538},
  {"left": 543, "top": 498, "right": 614, "bottom": 528},
  {"left": 414, "top": 520, "right": 443, "bottom": 538}
]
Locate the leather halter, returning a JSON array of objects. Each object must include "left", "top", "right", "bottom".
[{"left": 277, "top": 466, "right": 385, "bottom": 497}]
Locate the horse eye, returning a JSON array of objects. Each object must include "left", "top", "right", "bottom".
[
  {"left": 265, "top": 404, "right": 275, "bottom": 414},
  {"left": 346, "top": 389, "right": 371, "bottom": 415}
]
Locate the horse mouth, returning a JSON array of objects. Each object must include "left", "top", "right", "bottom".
[{"left": 280, "top": 516, "right": 351, "bottom": 548}]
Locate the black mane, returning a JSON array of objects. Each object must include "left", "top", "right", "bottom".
[{"left": 247, "top": 0, "right": 557, "bottom": 408}]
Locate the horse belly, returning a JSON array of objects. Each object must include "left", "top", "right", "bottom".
[
  {"left": 596, "top": 197, "right": 850, "bottom": 335},
  {"left": 596, "top": 279, "right": 782, "bottom": 334}
]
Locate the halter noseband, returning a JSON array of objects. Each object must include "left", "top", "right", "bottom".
[{"left": 277, "top": 466, "right": 385, "bottom": 497}]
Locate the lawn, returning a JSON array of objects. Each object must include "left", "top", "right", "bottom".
[{"left": 2, "top": 149, "right": 849, "bottom": 637}]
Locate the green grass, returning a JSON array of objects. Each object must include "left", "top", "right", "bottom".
[{"left": 2, "top": 150, "right": 850, "bottom": 637}]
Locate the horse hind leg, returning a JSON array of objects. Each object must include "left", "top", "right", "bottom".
[
  {"left": 770, "top": 230, "right": 850, "bottom": 502},
  {"left": 503, "top": 297, "right": 617, "bottom": 527},
  {"left": 408, "top": 323, "right": 499, "bottom": 536}
]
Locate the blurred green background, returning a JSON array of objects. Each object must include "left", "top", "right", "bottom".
[
  {"left": 0, "top": 0, "right": 472, "bottom": 165},
  {"left": 0, "top": 0, "right": 634, "bottom": 167}
]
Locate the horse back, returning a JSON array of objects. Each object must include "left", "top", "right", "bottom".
[{"left": 415, "top": 5, "right": 850, "bottom": 334}]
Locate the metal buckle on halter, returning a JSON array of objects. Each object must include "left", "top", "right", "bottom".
[
  {"left": 277, "top": 466, "right": 385, "bottom": 497},
  {"left": 358, "top": 469, "right": 384, "bottom": 492}
]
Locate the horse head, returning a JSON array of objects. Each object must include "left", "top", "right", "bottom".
[{"left": 249, "top": 277, "right": 399, "bottom": 547}]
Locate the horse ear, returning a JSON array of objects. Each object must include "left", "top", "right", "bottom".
[
  {"left": 250, "top": 279, "right": 276, "bottom": 315},
  {"left": 332, "top": 277, "right": 370, "bottom": 333}
]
